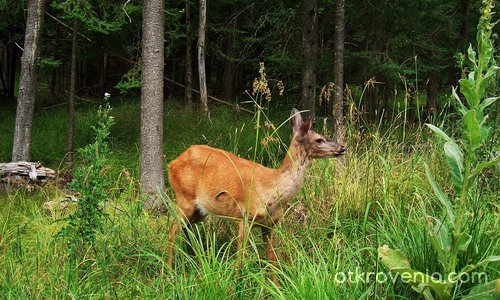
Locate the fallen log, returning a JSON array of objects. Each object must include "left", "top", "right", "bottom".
[{"left": 0, "top": 161, "right": 56, "bottom": 192}]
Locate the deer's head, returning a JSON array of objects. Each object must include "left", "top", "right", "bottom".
[{"left": 290, "top": 108, "right": 346, "bottom": 158}]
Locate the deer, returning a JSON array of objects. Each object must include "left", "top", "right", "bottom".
[{"left": 167, "top": 108, "right": 346, "bottom": 270}]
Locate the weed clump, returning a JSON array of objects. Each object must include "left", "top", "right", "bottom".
[{"left": 58, "top": 104, "right": 115, "bottom": 255}]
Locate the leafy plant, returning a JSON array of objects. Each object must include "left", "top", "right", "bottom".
[
  {"left": 115, "top": 64, "right": 142, "bottom": 94},
  {"left": 378, "top": 1, "right": 500, "bottom": 299},
  {"left": 58, "top": 103, "right": 115, "bottom": 255},
  {"left": 39, "top": 57, "right": 62, "bottom": 69},
  {"left": 51, "top": 0, "right": 127, "bottom": 34}
]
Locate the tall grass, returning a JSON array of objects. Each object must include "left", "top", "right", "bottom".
[
  {"left": 378, "top": 2, "right": 499, "bottom": 299},
  {"left": 0, "top": 94, "right": 498, "bottom": 298}
]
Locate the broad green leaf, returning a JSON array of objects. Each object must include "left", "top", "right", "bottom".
[
  {"left": 478, "top": 79, "right": 488, "bottom": 103},
  {"left": 412, "top": 283, "right": 435, "bottom": 300},
  {"left": 468, "top": 71, "right": 476, "bottom": 83},
  {"left": 460, "top": 264, "right": 476, "bottom": 274},
  {"left": 467, "top": 44, "right": 478, "bottom": 68},
  {"left": 479, "top": 96, "right": 499, "bottom": 114},
  {"left": 425, "top": 124, "right": 459, "bottom": 151},
  {"left": 391, "top": 267, "right": 451, "bottom": 299},
  {"left": 378, "top": 245, "right": 451, "bottom": 299},
  {"left": 462, "top": 279, "right": 500, "bottom": 300},
  {"left": 484, "top": 65, "right": 499, "bottom": 79},
  {"left": 478, "top": 66, "right": 499, "bottom": 99},
  {"left": 478, "top": 39, "right": 494, "bottom": 73},
  {"left": 444, "top": 142, "right": 464, "bottom": 191},
  {"left": 468, "top": 155, "right": 500, "bottom": 183},
  {"left": 480, "top": 127, "right": 490, "bottom": 142},
  {"left": 460, "top": 256, "right": 500, "bottom": 274},
  {"left": 452, "top": 86, "right": 468, "bottom": 116},
  {"left": 478, "top": 256, "right": 500, "bottom": 266},
  {"left": 424, "top": 162, "right": 455, "bottom": 225},
  {"left": 427, "top": 217, "right": 451, "bottom": 272},
  {"left": 378, "top": 245, "right": 411, "bottom": 269},
  {"left": 454, "top": 232, "right": 472, "bottom": 253},
  {"left": 463, "top": 110, "right": 481, "bottom": 150},
  {"left": 460, "top": 79, "right": 479, "bottom": 108},
  {"left": 477, "top": 110, "right": 486, "bottom": 125}
]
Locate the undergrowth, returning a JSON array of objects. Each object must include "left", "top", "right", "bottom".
[
  {"left": 0, "top": 8, "right": 498, "bottom": 295},
  {"left": 0, "top": 93, "right": 498, "bottom": 298}
]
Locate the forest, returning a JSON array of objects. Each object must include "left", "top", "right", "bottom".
[{"left": 0, "top": 0, "right": 499, "bottom": 299}]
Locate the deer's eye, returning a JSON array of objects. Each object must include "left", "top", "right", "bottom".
[{"left": 315, "top": 138, "right": 324, "bottom": 144}]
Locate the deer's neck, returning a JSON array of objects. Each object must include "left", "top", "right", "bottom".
[{"left": 273, "top": 143, "right": 310, "bottom": 202}]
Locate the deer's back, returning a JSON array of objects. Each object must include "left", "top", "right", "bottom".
[{"left": 168, "top": 145, "right": 278, "bottom": 220}]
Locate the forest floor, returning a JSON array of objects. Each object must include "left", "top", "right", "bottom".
[{"left": 0, "top": 99, "right": 498, "bottom": 299}]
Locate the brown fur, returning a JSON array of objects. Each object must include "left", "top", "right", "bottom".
[{"left": 167, "top": 109, "right": 346, "bottom": 271}]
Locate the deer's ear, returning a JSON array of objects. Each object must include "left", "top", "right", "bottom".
[
  {"left": 299, "top": 118, "right": 312, "bottom": 136},
  {"left": 290, "top": 108, "right": 303, "bottom": 133}
]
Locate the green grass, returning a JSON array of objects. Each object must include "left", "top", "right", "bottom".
[{"left": 0, "top": 99, "right": 498, "bottom": 299}]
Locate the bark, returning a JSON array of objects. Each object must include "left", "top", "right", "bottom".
[
  {"left": 184, "top": 0, "right": 193, "bottom": 107},
  {"left": 100, "top": 52, "right": 108, "bottom": 97},
  {"left": 141, "top": 0, "right": 165, "bottom": 212},
  {"left": 299, "top": 0, "right": 319, "bottom": 120},
  {"left": 221, "top": 6, "right": 237, "bottom": 102},
  {"left": 67, "top": 18, "right": 78, "bottom": 168},
  {"left": 333, "top": 0, "right": 345, "bottom": 143},
  {"left": 198, "top": 0, "right": 208, "bottom": 113},
  {"left": 12, "top": 0, "right": 46, "bottom": 161}
]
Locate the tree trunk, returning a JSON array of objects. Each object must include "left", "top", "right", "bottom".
[
  {"left": 362, "top": 0, "right": 373, "bottom": 76},
  {"left": 459, "top": 0, "right": 470, "bottom": 42},
  {"left": 185, "top": 0, "right": 193, "bottom": 106},
  {"left": 298, "top": 0, "right": 319, "bottom": 120},
  {"left": 141, "top": 0, "right": 165, "bottom": 212},
  {"left": 12, "top": 0, "right": 46, "bottom": 161},
  {"left": 333, "top": 0, "right": 345, "bottom": 143},
  {"left": 198, "top": 0, "right": 208, "bottom": 113},
  {"left": 0, "top": 47, "right": 7, "bottom": 96},
  {"left": 6, "top": 44, "right": 18, "bottom": 99},
  {"left": 100, "top": 52, "right": 108, "bottom": 97},
  {"left": 67, "top": 18, "right": 78, "bottom": 168},
  {"left": 457, "top": 0, "right": 470, "bottom": 83},
  {"left": 221, "top": 6, "right": 237, "bottom": 103}
]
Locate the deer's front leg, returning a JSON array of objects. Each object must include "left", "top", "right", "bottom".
[
  {"left": 262, "top": 225, "right": 279, "bottom": 285},
  {"left": 237, "top": 220, "right": 248, "bottom": 268},
  {"left": 261, "top": 226, "right": 277, "bottom": 263},
  {"left": 167, "top": 221, "right": 179, "bottom": 269}
]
